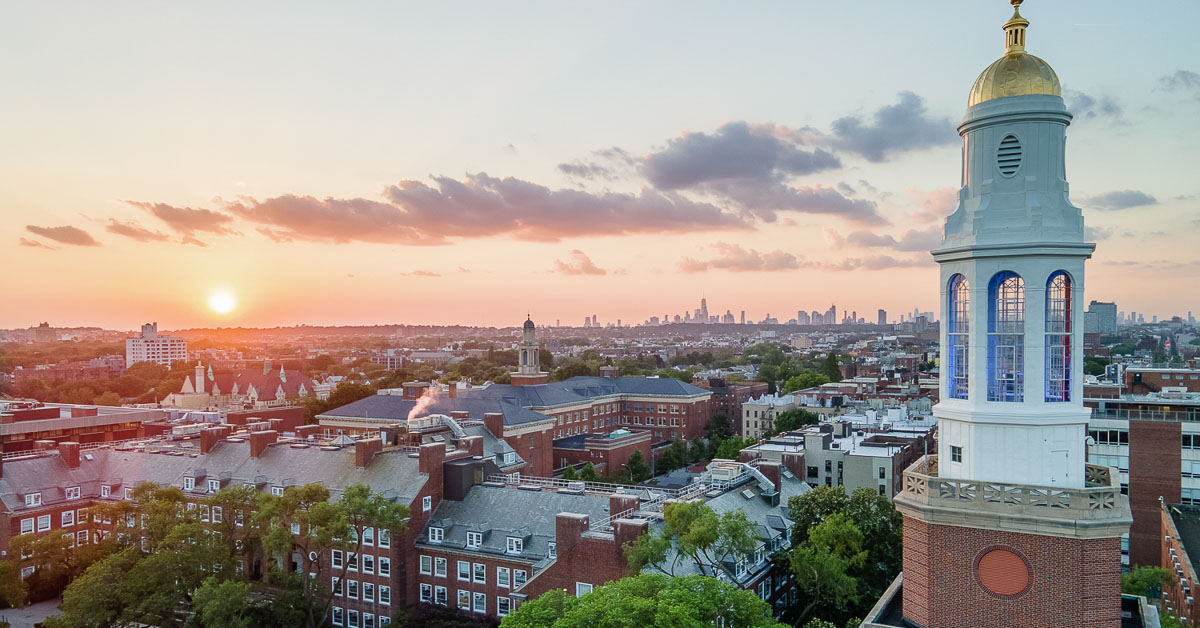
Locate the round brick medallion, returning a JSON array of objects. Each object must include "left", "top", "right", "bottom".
[{"left": 975, "top": 548, "right": 1031, "bottom": 597}]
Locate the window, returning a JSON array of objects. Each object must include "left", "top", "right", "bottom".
[
  {"left": 20, "top": 518, "right": 33, "bottom": 535},
  {"left": 429, "top": 527, "right": 444, "bottom": 543},
  {"left": 576, "top": 582, "right": 593, "bottom": 596},
  {"left": 420, "top": 583, "right": 432, "bottom": 603},
  {"left": 378, "top": 528, "right": 390, "bottom": 548},
  {"left": 332, "top": 577, "right": 344, "bottom": 596},
  {"left": 948, "top": 274, "right": 970, "bottom": 399},
  {"left": 473, "top": 591, "right": 487, "bottom": 614},
  {"left": 474, "top": 562, "right": 486, "bottom": 584},
  {"left": 77, "top": 529, "right": 88, "bottom": 545},
  {"left": 212, "top": 506, "right": 222, "bottom": 523},
  {"left": 498, "top": 566, "right": 511, "bottom": 588},
  {"left": 347, "top": 580, "right": 359, "bottom": 600},
  {"left": 184, "top": 477, "right": 195, "bottom": 491},
  {"left": 37, "top": 514, "right": 51, "bottom": 532},
  {"left": 548, "top": 542, "right": 557, "bottom": 559},
  {"left": 806, "top": 466, "right": 818, "bottom": 479},
  {"left": 458, "top": 560, "right": 470, "bottom": 581},
  {"left": 433, "top": 557, "right": 444, "bottom": 577},
  {"left": 381, "top": 556, "right": 392, "bottom": 576},
  {"left": 467, "top": 531, "right": 482, "bottom": 548},
  {"left": 362, "top": 554, "right": 374, "bottom": 574},
  {"left": 498, "top": 596, "right": 511, "bottom": 617},
  {"left": 423, "top": 496, "right": 432, "bottom": 512},
  {"left": 346, "top": 552, "right": 357, "bottom": 572},
  {"left": 25, "top": 492, "right": 43, "bottom": 507},
  {"left": 878, "top": 467, "right": 886, "bottom": 479},
  {"left": 379, "top": 585, "right": 391, "bottom": 605},
  {"left": 333, "top": 606, "right": 345, "bottom": 626},
  {"left": 347, "top": 610, "right": 359, "bottom": 628},
  {"left": 363, "top": 613, "right": 375, "bottom": 628},
  {"left": 208, "top": 479, "right": 220, "bottom": 493},
  {"left": 458, "top": 590, "right": 471, "bottom": 610},
  {"left": 1045, "top": 272, "right": 1072, "bottom": 402},
  {"left": 363, "top": 527, "right": 374, "bottom": 546},
  {"left": 332, "top": 550, "right": 344, "bottom": 569},
  {"left": 514, "top": 570, "right": 527, "bottom": 587},
  {"left": 951, "top": 446, "right": 962, "bottom": 463},
  {"left": 101, "top": 486, "right": 110, "bottom": 498},
  {"left": 66, "top": 486, "right": 81, "bottom": 500},
  {"left": 435, "top": 586, "right": 447, "bottom": 606},
  {"left": 271, "top": 486, "right": 285, "bottom": 497},
  {"left": 362, "top": 582, "right": 374, "bottom": 602},
  {"left": 420, "top": 555, "right": 432, "bottom": 575},
  {"left": 507, "top": 537, "right": 523, "bottom": 554},
  {"left": 62, "top": 510, "right": 75, "bottom": 527},
  {"left": 987, "top": 271, "right": 1025, "bottom": 402}
]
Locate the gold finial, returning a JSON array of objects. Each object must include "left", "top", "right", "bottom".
[{"left": 1003, "top": 0, "right": 1030, "bottom": 54}]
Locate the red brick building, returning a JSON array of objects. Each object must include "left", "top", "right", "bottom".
[
  {"left": 695, "top": 377, "right": 768, "bottom": 436},
  {"left": 0, "top": 402, "right": 165, "bottom": 453},
  {"left": 1160, "top": 501, "right": 1200, "bottom": 626}
]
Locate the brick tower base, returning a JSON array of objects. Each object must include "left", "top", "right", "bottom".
[{"left": 891, "top": 456, "right": 1132, "bottom": 628}]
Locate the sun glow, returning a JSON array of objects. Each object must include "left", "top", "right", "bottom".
[{"left": 207, "top": 289, "right": 238, "bottom": 315}]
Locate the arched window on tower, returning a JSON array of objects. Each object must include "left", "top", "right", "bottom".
[
  {"left": 1045, "top": 271, "right": 1072, "bottom": 402},
  {"left": 987, "top": 271, "right": 1025, "bottom": 402},
  {"left": 948, "top": 274, "right": 970, "bottom": 400}
]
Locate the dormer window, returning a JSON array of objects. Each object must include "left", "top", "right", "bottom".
[
  {"left": 271, "top": 486, "right": 285, "bottom": 497},
  {"left": 100, "top": 486, "right": 111, "bottom": 498},
  {"left": 466, "top": 532, "right": 482, "bottom": 549},
  {"left": 66, "top": 487, "right": 81, "bottom": 500},
  {"left": 208, "top": 479, "right": 220, "bottom": 493},
  {"left": 429, "top": 527, "right": 444, "bottom": 543},
  {"left": 24, "top": 493, "right": 41, "bottom": 507},
  {"left": 124, "top": 488, "right": 133, "bottom": 500},
  {"left": 506, "top": 537, "right": 523, "bottom": 554},
  {"left": 184, "top": 477, "right": 196, "bottom": 491},
  {"left": 548, "top": 542, "right": 557, "bottom": 559}
]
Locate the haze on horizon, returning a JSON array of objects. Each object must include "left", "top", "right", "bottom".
[{"left": 2, "top": 1, "right": 1198, "bottom": 331}]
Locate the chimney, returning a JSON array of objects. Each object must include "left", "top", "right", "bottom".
[
  {"left": 195, "top": 364, "right": 205, "bottom": 394},
  {"left": 59, "top": 442, "right": 80, "bottom": 469},
  {"left": 250, "top": 430, "right": 277, "bottom": 458},
  {"left": 356, "top": 438, "right": 383, "bottom": 467},
  {"left": 200, "top": 426, "right": 231, "bottom": 454},
  {"left": 419, "top": 442, "right": 446, "bottom": 475},
  {"left": 613, "top": 518, "right": 649, "bottom": 553},
  {"left": 483, "top": 412, "right": 504, "bottom": 438},
  {"left": 450, "top": 410, "right": 470, "bottom": 421},
  {"left": 448, "top": 383, "right": 458, "bottom": 398},
  {"left": 757, "top": 461, "right": 782, "bottom": 495},
  {"left": 554, "top": 513, "right": 590, "bottom": 557},
  {"left": 269, "top": 418, "right": 284, "bottom": 432},
  {"left": 610, "top": 493, "right": 639, "bottom": 517},
  {"left": 295, "top": 424, "right": 320, "bottom": 440},
  {"left": 461, "top": 435, "right": 484, "bottom": 458}
]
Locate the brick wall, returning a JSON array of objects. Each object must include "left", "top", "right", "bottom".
[
  {"left": 1159, "top": 505, "right": 1199, "bottom": 626},
  {"left": 1130, "top": 420, "right": 1182, "bottom": 565},
  {"left": 902, "top": 517, "right": 1123, "bottom": 627},
  {"left": 516, "top": 513, "right": 646, "bottom": 603}
]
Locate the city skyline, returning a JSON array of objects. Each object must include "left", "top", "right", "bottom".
[{"left": 4, "top": 1, "right": 1198, "bottom": 330}]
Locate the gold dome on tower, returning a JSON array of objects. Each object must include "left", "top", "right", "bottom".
[{"left": 967, "top": 0, "right": 1061, "bottom": 107}]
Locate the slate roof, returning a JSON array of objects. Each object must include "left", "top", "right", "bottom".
[
  {"left": 184, "top": 369, "right": 315, "bottom": 402},
  {"left": 415, "top": 484, "right": 612, "bottom": 564},
  {"left": 478, "top": 377, "right": 709, "bottom": 408},
  {"left": 318, "top": 394, "right": 550, "bottom": 427},
  {"left": 0, "top": 440, "right": 426, "bottom": 515}
]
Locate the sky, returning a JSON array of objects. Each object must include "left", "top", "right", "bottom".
[{"left": 2, "top": 1, "right": 1198, "bottom": 330}]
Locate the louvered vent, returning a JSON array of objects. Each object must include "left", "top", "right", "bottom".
[{"left": 997, "top": 135, "right": 1022, "bottom": 176}]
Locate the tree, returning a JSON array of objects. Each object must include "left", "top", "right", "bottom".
[
  {"left": 93, "top": 391, "right": 123, "bottom": 406},
  {"left": 561, "top": 465, "right": 579, "bottom": 480},
  {"left": 783, "top": 372, "right": 830, "bottom": 394},
  {"left": 706, "top": 414, "right": 733, "bottom": 440},
  {"left": 501, "top": 574, "right": 784, "bottom": 628},
  {"left": 1084, "top": 357, "right": 1110, "bottom": 377},
  {"left": 790, "top": 513, "right": 867, "bottom": 623},
  {"left": 774, "top": 408, "right": 820, "bottom": 434},
  {"left": 1122, "top": 565, "right": 1172, "bottom": 599},
  {"left": 625, "top": 450, "right": 651, "bottom": 483},
  {"left": 0, "top": 560, "right": 28, "bottom": 609},
  {"left": 578, "top": 463, "right": 599, "bottom": 482},
  {"left": 47, "top": 548, "right": 141, "bottom": 628},
  {"left": 626, "top": 501, "right": 757, "bottom": 577},
  {"left": 823, "top": 353, "right": 843, "bottom": 382},
  {"left": 715, "top": 437, "right": 754, "bottom": 460},
  {"left": 190, "top": 577, "right": 253, "bottom": 628},
  {"left": 659, "top": 437, "right": 689, "bottom": 471}
]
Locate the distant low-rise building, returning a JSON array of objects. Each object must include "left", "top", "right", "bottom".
[{"left": 742, "top": 393, "right": 797, "bottom": 439}]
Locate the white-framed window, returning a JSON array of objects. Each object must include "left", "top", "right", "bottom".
[
  {"left": 548, "top": 541, "right": 557, "bottom": 559},
  {"left": 422, "top": 495, "right": 432, "bottom": 512},
  {"left": 381, "top": 556, "right": 393, "bottom": 577},
  {"left": 362, "top": 582, "right": 374, "bottom": 602},
  {"left": 380, "top": 585, "right": 391, "bottom": 605},
  {"left": 434, "top": 586, "right": 447, "bottom": 606},
  {"left": 37, "top": 514, "right": 51, "bottom": 532},
  {"left": 433, "top": 557, "right": 445, "bottom": 577},
  {"left": 347, "top": 579, "right": 359, "bottom": 600},
  {"left": 514, "top": 569, "right": 527, "bottom": 587},
  {"left": 498, "top": 596, "right": 511, "bottom": 616},
  {"left": 332, "top": 550, "right": 343, "bottom": 569},
  {"left": 473, "top": 591, "right": 486, "bottom": 614},
  {"left": 25, "top": 493, "right": 42, "bottom": 507},
  {"left": 362, "top": 554, "right": 374, "bottom": 575},
  {"left": 332, "top": 577, "right": 343, "bottom": 597},
  {"left": 507, "top": 537, "right": 523, "bottom": 554},
  {"left": 575, "top": 582, "right": 593, "bottom": 596},
  {"left": 420, "top": 555, "right": 432, "bottom": 575},
  {"left": 420, "top": 583, "right": 432, "bottom": 603},
  {"left": 201, "top": 505, "right": 211, "bottom": 522},
  {"left": 346, "top": 552, "right": 357, "bottom": 572},
  {"left": 429, "top": 527, "right": 444, "bottom": 543},
  {"left": 62, "top": 510, "right": 75, "bottom": 527},
  {"left": 457, "top": 560, "right": 470, "bottom": 581},
  {"left": 332, "top": 606, "right": 344, "bottom": 626},
  {"left": 66, "top": 486, "right": 81, "bottom": 500},
  {"left": 380, "top": 617, "right": 390, "bottom": 627},
  {"left": 101, "top": 486, "right": 111, "bottom": 498},
  {"left": 271, "top": 486, "right": 285, "bottom": 497},
  {"left": 474, "top": 562, "right": 486, "bottom": 584},
  {"left": 363, "top": 613, "right": 375, "bottom": 628},
  {"left": 20, "top": 518, "right": 34, "bottom": 535},
  {"left": 378, "top": 528, "right": 390, "bottom": 548},
  {"left": 347, "top": 609, "right": 359, "bottom": 628},
  {"left": 362, "top": 527, "right": 374, "bottom": 546},
  {"left": 458, "top": 589, "right": 471, "bottom": 610},
  {"left": 184, "top": 477, "right": 195, "bottom": 491},
  {"left": 208, "top": 479, "right": 220, "bottom": 493},
  {"left": 213, "top": 506, "right": 223, "bottom": 523},
  {"left": 497, "top": 566, "right": 510, "bottom": 588},
  {"left": 467, "top": 531, "right": 482, "bottom": 548},
  {"left": 77, "top": 529, "right": 88, "bottom": 545}
]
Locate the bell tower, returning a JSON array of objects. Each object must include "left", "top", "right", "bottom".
[
  {"left": 888, "top": 3, "right": 1132, "bottom": 626},
  {"left": 511, "top": 315, "right": 549, "bottom": 386}
]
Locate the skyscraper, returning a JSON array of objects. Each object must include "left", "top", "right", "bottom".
[
  {"left": 877, "top": 309, "right": 887, "bottom": 325},
  {"left": 887, "top": 3, "right": 1130, "bottom": 626}
]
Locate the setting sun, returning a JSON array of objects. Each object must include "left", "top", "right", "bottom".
[{"left": 207, "top": 289, "right": 237, "bottom": 315}]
